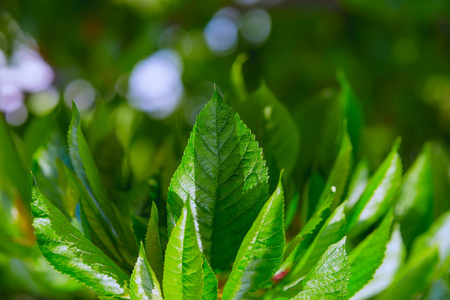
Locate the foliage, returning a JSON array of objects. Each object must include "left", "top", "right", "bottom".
[
  {"left": 1, "top": 2, "right": 450, "bottom": 298},
  {"left": 0, "top": 77, "right": 447, "bottom": 299}
]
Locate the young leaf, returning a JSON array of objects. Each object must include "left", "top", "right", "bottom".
[
  {"left": 347, "top": 210, "right": 393, "bottom": 297},
  {"left": 352, "top": 224, "right": 406, "bottom": 300},
  {"left": 291, "top": 199, "right": 347, "bottom": 279},
  {"left": 130, "top": 243, "right": 163, "bottom": 300},
  {"left": 395, "top": 143, "right": 433, "bottom": 247},
  {"left": 345, "top": 159, "right": 370, "bottom": 212},
  {"left": 201, "top": 256, "right": 218, "bottom": 300},
  {"left": 68, "top": 103, "right": 137, "bottom": 269},
  {"left": 287, "top": 237, "right": 350, "bottom": 299},
  {"left": 337, "top": 71, "right": 364, "bottom": 156},
  {"left": 31, "top": 186, "right": 129, "bottom": 297},
  {"left": 317, "top": 123, "right": 353, "bottom": 210},
  {"left": 222, "top": 173, "right": 285, "bottom": 300},
  {"left": 163, "top": 201, "right": 203, "bottom": 300},
  {"left": 379, "top": 247, "right": 439, "bottom": 300},
  {"left": 131, "top": 212, "right": 148, "bottom": 245},
  {"left": 347, "top": 138, "right": 402, "bottom": 234},
  {"left": 410, "top": 211, "right": 450, "bottom": 267},
  {"left": 145, "top": 202, "right": 164, "bottom": 285},
  {"left": 167, "top": 89, "right": 269, "bottom": 270},
  {"left": 280, "top": 187, "right": 335, "bottom": 276}
]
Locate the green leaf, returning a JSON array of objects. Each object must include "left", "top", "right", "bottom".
[
  {"left": 130, "top": 243, "right": 163, "bottom": 300},
  {"left": 31, "top": 185, "right": 129, "bottom": 297},
  {"left": 222, "top": 172, "right": 285, "bottom": 300},
  {"left": 201, "top": 256, "right": 218, "bottom": 300},
  {"left": 352, "top": 224, "right": 406, "bottom": 300},
  {"left": 68, "top": 103, "right": 137, "bottom": 269},
  {"left": 167, "top": 89, "right": 269, "bottom": 270},
  {"left": 347, "top": 138, "right": 402, "bottom": 234},
  {"left": 395, "top": 143, "right": 433, "bottom": 247},
  {"left": 145, "top": 202, "right": 164, "bottom": 285},
  {"left": 379, "top": 247, "right": 439, "bottom": 300},
  {"left": 337, "top": 71, "right": 364, "bottom": 156},
  {"left": 163, "top": 201, "right": 203, "bottom": 300},
  {"left": 291, "top": 199, "right": 347, "bottom": 279},
  {"left": 348, "top": 210, "right": 393, "bottom": 297},
  {"left": 317, "top": 123, "right": 353, "bottom": 210},
  {"left": 345, "top": 159, "right": 370, "bottom": 211},
  {"left": 233, "top": 82, "right": 300, "bottom": 185},
  {"left": 288, "top": 237, "right": 350, "bottom": 299},
  {"left": 410, "top": 211, "right": 450, "bottom": 267},
  {"left": 280, "top": 187, "right": 335, "bottom": 276},
  {"left": 302, "top": 172, "right": 326, "bottom": 224},
  {"left": 131, "top": 212, "right": 148, "bottom": 245}
]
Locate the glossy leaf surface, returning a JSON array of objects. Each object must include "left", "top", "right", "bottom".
[
  {"left": 348, "top": 139, "right": 402, "bottom": 234},
  {"left": 145, "top": 202, "right": 164, "bottom": 285},
  {"left": 163, "top": 203, "right": 203, "bottom": 300},
  {"left": 130, "top": 243, "right": 163, "bottom": 300},
  {"left": 223, "top": 174, "right": 285, "bottom": 300},
  {"left": 291, "top": 237, "right": 350, "bottom": 299},
  {"left": 281, "top": 187, "right": 335, "bottom": 275},
  {"left": 31, "top": 186, "right": 129, "bottom": 297},
  {"left": 352, "top": 224, "right": 405, "bottom": 300},
  {"left": 348, "top": 210, "right": 393, "bottom": 297},
  {"left": 395, "top": 143, "right": 433, "bottom": 247},
  {"left": 201, "top": 256, "right": 218, "bottom": 300},
  {"left": 68, "top": 104, "right": 136, "bottom": 269},
  {"left": 167, "top": 90, "right": 269, "bottom": 269}
]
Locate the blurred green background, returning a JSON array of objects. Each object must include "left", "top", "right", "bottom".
[{"left": 1, "top": 0, "right": 450, "bottom": 298}]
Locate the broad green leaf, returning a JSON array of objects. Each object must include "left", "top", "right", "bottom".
[
  {"left": 337, "top": 71, "right": 364, "bottom": 156},
  {"left": 280, "top": 187, "right": 335, "bottom": 276},
  {"left": 289, "top": 237, "right": 350, "bottom": 299},
  {"left": 145, "top": 202, "right": 164, "bottom": 285},
  {"left": 68, "top": 103, "right": 137, "bottom": 269},
  {"left": 233, "top": 82, "right": 300, "bottom": 185},
  {"left": 0, "top": 114, "right": 29, "bottom": 201},
  {"left": 130, "top": 243, "right": 163, "bottom": 300},
  {"left": 201, "top": 256, "right": 218, "bottom": 300},
  {"left": 317, "top": 124, "right": 353, "bottom": 210},
  {"left": 291, "top": 199, "right": 347, "bottom": 279},
  {"left": 348, "top": 210, "right": 393, "bottom": 297},
  {"left": 31, "top": 186, "right": 129, "bottom": 297},
  {"left": 352, "top": 224, "right": 405, "bottom": 300},
  {"left": 345, "top": 159, "right": 370, "bottom": 211},
  {"left": 395, "top": 143, "right": 433, "bottom": 247},
  {"left": 378, "top": 247, "right": 439, "bottom": 300},
  {"left": 163, "top": 202, "right": 203, "bottom": 300},
  {"left": 223, "top": 173, "right": 285, "bottom": 300},
  {"left": 347, "top": 138, "right": 402, "bottom": 234},
  {"left": 167, "top": 89, "right": 269, "bottom": 270}
]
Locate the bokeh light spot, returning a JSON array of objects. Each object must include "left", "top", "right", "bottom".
[
  {"left": 128, "top": 49, "right": 184, "bottom": 119},
  {"left": 64, "top": 79, "right": 96, "bottom": 111},
  {"left": 240, "top": 9, "right": 271, "bottom": 46},
  {"left": 204, "top": 8, "right": 240, "bottom": 55}
]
